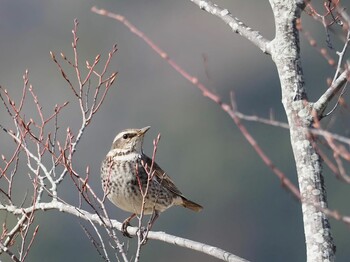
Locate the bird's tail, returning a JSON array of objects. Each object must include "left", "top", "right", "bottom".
[{"left": 181, "top": 197, "right": 203, "bottom": 212}]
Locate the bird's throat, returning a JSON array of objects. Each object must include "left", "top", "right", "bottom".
[{"left": 107, "top": 149, "right": 141, "bottom": 161}]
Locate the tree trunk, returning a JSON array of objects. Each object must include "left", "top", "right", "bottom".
[{"left": 269, "top": 1, "right": 335, "bottom": 261}]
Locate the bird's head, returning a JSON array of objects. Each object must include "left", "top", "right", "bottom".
[{"left": 111, "top": 126, "right": 150, "bottom": 154}]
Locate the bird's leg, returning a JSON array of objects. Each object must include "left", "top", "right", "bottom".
[
  {"left": 122, "top": 213, "right": 136, "bottom": 238},
  {"left": 140, "top": 210, "right": 159, "bottom": 245},
  {"left": 148, "top": 210, "right": 159, "bottom": 231}
]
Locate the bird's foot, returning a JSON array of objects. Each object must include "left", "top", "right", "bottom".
[
  {"left": 121, "top": 221, "right": 132, "bottom": 238},
  {"left": 140, "top": 212, "right": 159, "bottom": 244},
  {"left": 139, "top": 227, "right": 149, "bottom": 245},
  {"left": 121, "top": 214, "right": 136, "bottom": 238}
]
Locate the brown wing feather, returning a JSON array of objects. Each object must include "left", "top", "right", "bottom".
[
  {"left": 141, "top": 154, "right": 203, "bottom": 212},
  {"left": 141, "top": 154, "right": 183, "bottom": 196}
]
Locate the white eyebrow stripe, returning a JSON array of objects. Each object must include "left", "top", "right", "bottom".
[
  {"left": 113, "top": 132, "right": 127, "bottom": 144},
  {"left": 113, "top": 131, "right": 138, "bottom": 144}
]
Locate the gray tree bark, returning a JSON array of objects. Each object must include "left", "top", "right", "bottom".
[
  {"left": 269, "top": 1, "right": 335, "bottom": 261},
  {"left": 191, "top": 0, "right": 337, "bottom": 261}
]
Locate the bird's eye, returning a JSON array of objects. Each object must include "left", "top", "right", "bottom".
[{"left": 122, "top": 134, "right": 128, "bottom": 139}]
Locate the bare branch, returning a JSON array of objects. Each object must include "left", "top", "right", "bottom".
[
  {"left": 0, "top": 202, "right": 249, "bottom": 262},
  {"left": 314, "top": 67, "right": 349, "bottom": 116},
  {"left": 0, "top": 20, "right": 119, "bottom": 261},
  {"left": 0, "top": 241, "right": 20, "bottom": 262},
  {"left": 188, "top": 1, "right": 270, "bottom": 54}
]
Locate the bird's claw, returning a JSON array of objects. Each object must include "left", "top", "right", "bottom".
[
  {"left": 139, "top": 227, "right": 149, "bottom": 245},
  {"left": 121, "top": 221, "right": 132, "bottom": 238}
]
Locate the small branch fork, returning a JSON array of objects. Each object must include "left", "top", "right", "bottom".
[
  {"left": 0, "top": 20, "right": 119, "bottom": 261},
  {"left": 91, "top": 5, "right": 350, "bottom": 226},
  {"left": 305, "top": 0, "right": 342, "bottom": 28}
]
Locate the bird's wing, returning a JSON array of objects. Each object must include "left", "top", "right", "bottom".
[{"left": 141, "top": 154, "right": 183, "bottom": 196}]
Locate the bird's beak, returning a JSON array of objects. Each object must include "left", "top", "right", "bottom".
[{"left": 139, "top": 126, "right": 151, "bottom": 136}]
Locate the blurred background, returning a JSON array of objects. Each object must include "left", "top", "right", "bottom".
[{"left": 0, "top": 0, "right": 350, "bottom": 261}]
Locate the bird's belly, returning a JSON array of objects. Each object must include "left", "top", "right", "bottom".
[
  {"left": 105, "top": 174, "right": 174, "bottom": 215},
  {"left": 109, "top": 182, "right": 144, "bottom": 214}
]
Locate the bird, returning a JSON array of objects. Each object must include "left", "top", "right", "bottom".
[{"left": 101, "top": 126, "right": 202, "bottom": 237}]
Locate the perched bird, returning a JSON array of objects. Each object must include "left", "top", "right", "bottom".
[{"left": 101, "top": 126, "right": 202, "bottom": 237}]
